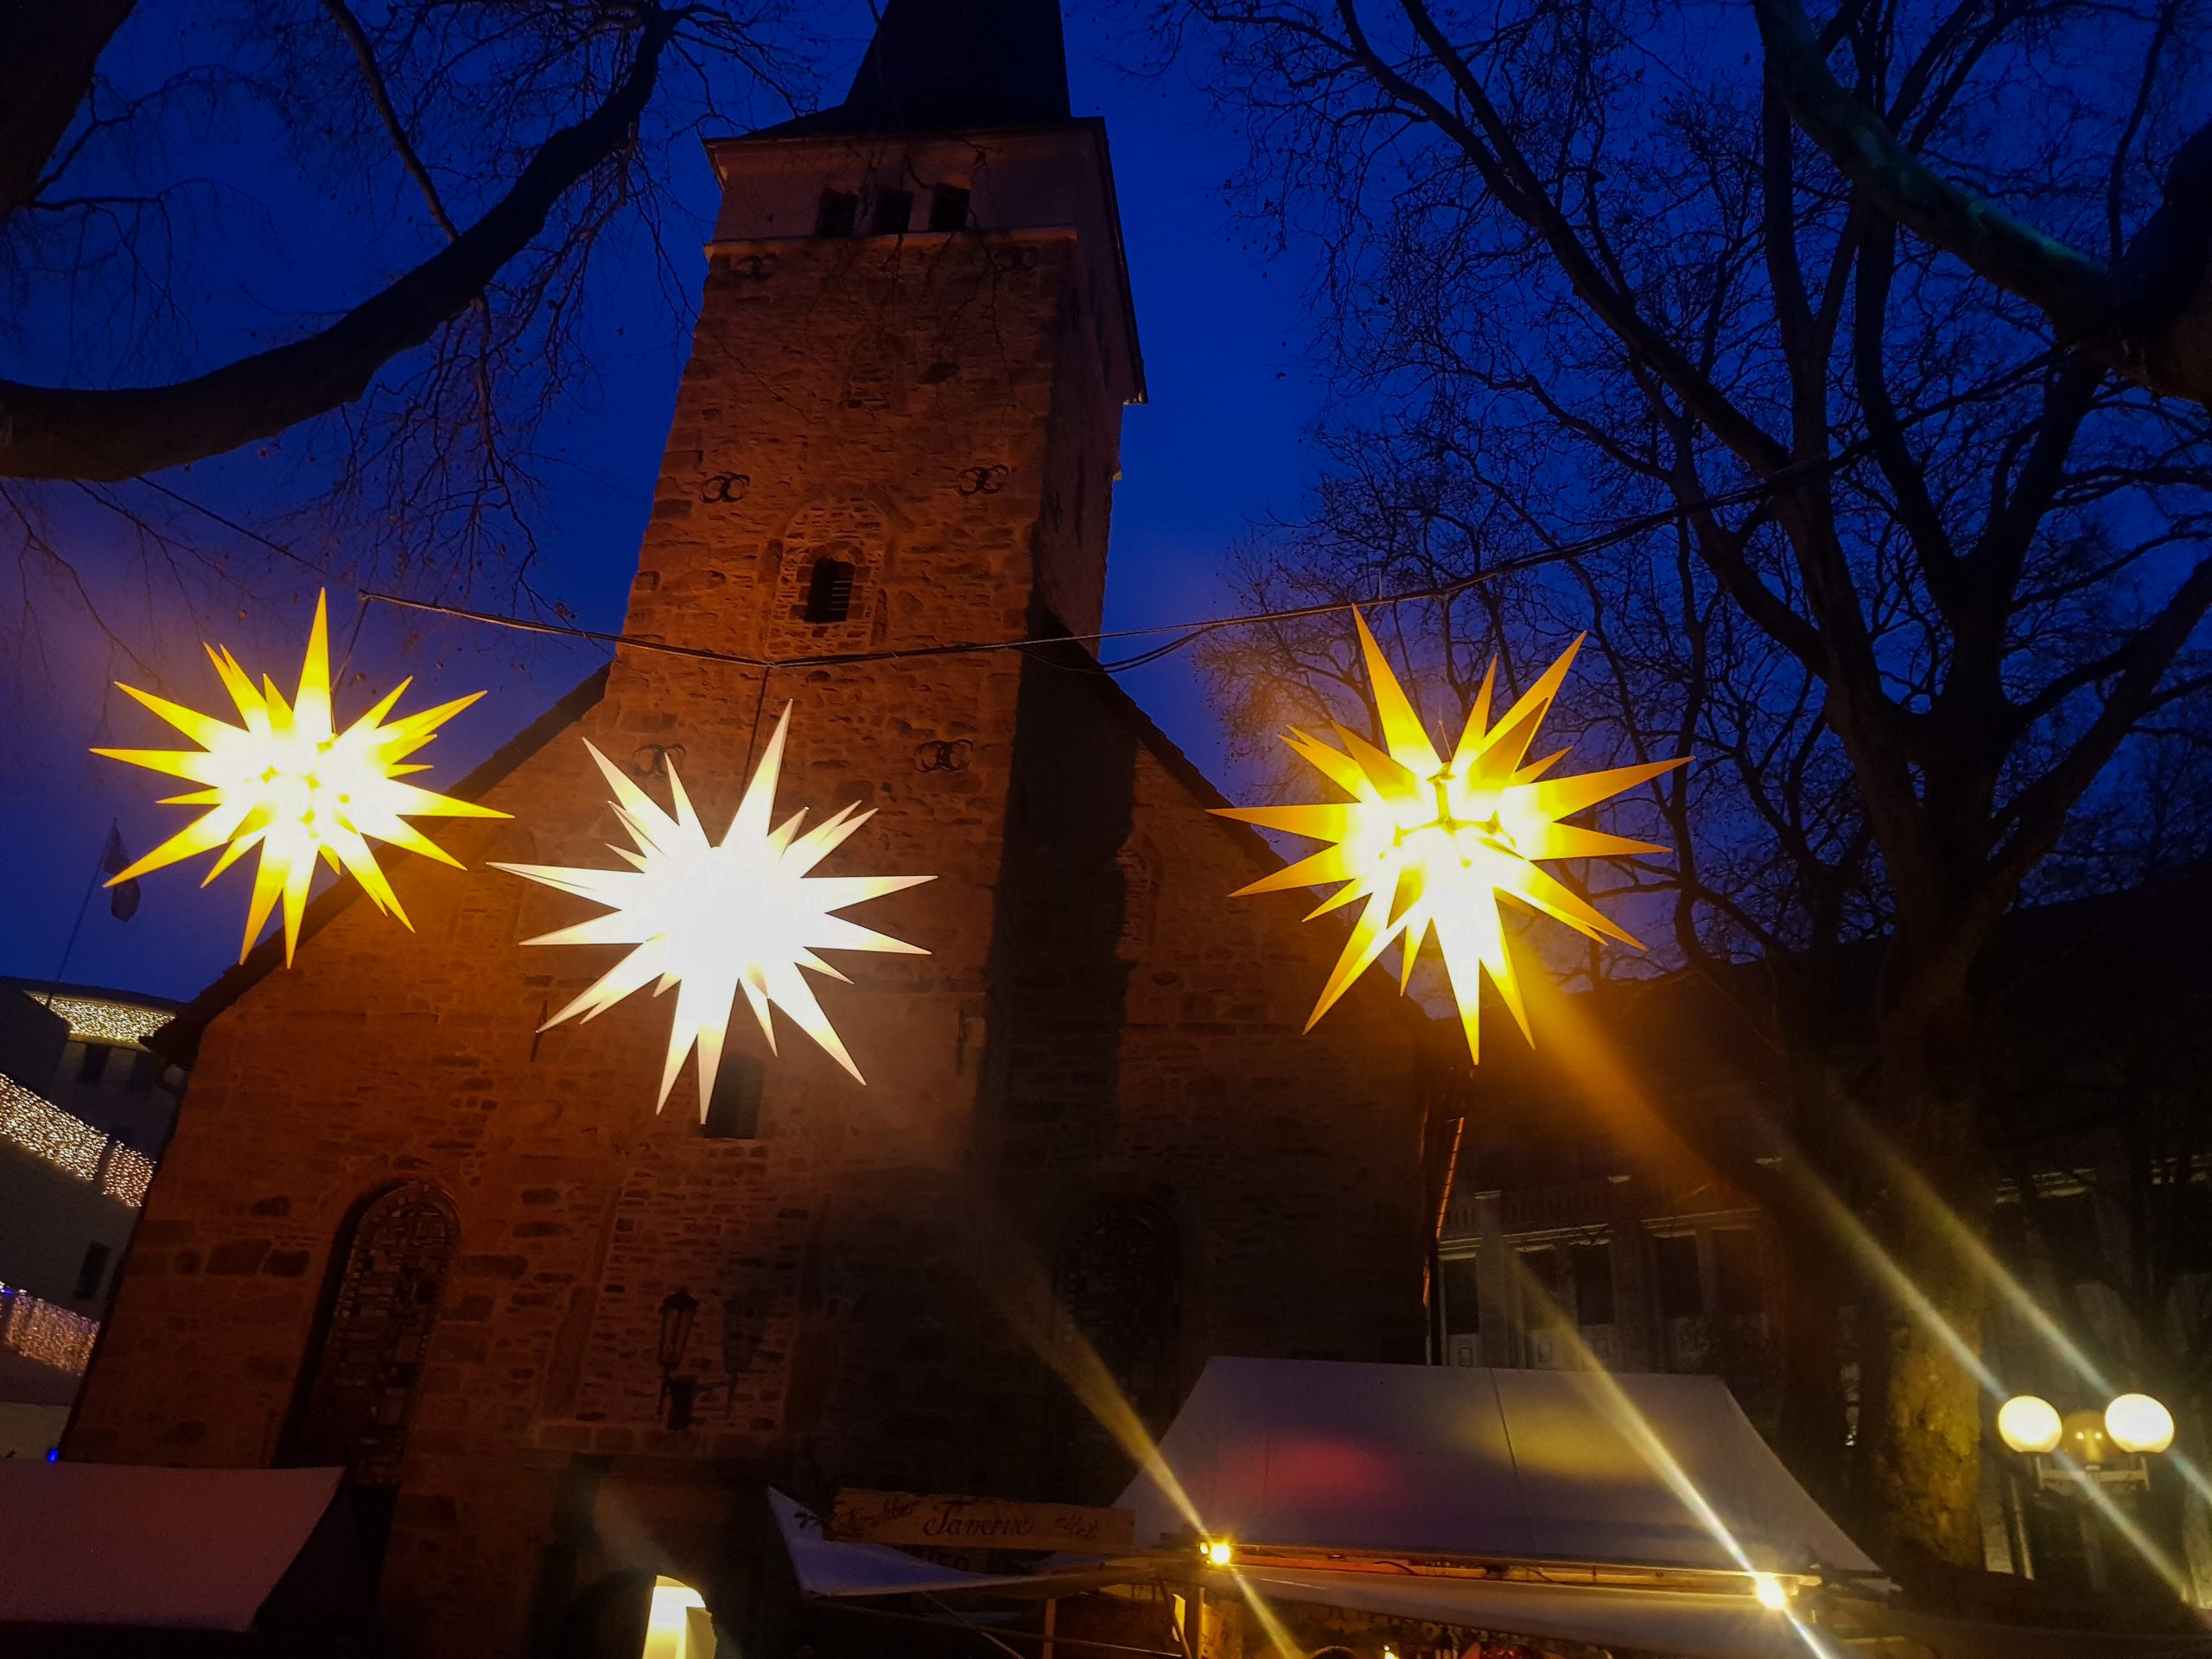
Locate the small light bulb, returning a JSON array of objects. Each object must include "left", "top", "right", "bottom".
[
  {"left": 1751, "top": 1573, "right": 1789, "bottom": 1610},
  {"left": 1202, "top": 1539, "right": 1234, "bottom": 1567}
]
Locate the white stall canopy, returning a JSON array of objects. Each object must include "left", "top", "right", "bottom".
[{"left": 1118, "top": 1357, "right": 1878, "bottom": 1577}]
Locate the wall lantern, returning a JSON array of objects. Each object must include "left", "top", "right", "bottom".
[{"left": 656, "top": 1287, "right": 755, "bottom": 1433}]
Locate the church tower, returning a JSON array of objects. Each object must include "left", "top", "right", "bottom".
[{"left": 67, "top": 7, "right": 1427, "bottom": 1655}]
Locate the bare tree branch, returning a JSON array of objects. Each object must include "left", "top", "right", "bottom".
[{"left": 0, "top": 3, "right": 682, "bottom": 482}]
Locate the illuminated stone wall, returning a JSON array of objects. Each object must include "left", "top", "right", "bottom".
[{"left": 69, "top": 130, "right": 1428, "bottom": 1659}]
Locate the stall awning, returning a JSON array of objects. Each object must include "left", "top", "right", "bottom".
[
  {"left": 1117, "top": 1357, "right": 1878, "bottom": 1576},
  {"left": 0, "top": 1463, "right": 365, "bottom": 1632}
]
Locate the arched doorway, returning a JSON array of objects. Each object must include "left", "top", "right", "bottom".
[{"left": 286, "top": 1182, "right": 458, "bottom": 1548}]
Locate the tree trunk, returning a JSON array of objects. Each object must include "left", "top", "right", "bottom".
[{"left": 1857, "top": 968, "right": 1991, "bottom": 1573}]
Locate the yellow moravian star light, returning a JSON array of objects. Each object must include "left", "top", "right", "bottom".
[
  {"left": 493, "top": 706, "right": 933, "bottom": 1110},
  {"left": 93, "top": 591, "right": 505, "bottom": 965},
  {"left": 1213, "top": 613, "right": 1684, "bottom": 1062}
]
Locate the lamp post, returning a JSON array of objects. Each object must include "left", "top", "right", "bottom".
[{"left": 1995, "top": 1390, "right": 2177, "bottom": 1590}]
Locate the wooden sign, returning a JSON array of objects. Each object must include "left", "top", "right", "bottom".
[{"left": 830, "top": 1489, "right": 1135, "bottom": 1555}]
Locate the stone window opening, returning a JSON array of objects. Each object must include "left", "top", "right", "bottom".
[
  {"left": 702, "top": 1056, "right": 765, "bottom": 1141},
  {"left": 804, "top": 556, "right": 856, "bottom": 624},
  {"left": 815, "top": 188, "right": 858, "bottom": 238},
  {"left": 928, "top": 184, "right": 971, "bottom": 232},
  {"left": 868, "top": 187, "right": 913, "bottom": 237}
]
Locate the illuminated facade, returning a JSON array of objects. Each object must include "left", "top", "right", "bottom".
[
  {"left": 67, "top": 6, "right": 1433, "bottom": 1655},
  {"left": 0, "top": 982, "right": 182, "bottom": 1459}
]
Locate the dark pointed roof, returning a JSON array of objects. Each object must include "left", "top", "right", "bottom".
[{"left": 801, "top": 0, "right": 1071, "bottom": 135}]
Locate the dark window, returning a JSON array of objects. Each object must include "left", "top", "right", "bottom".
[
  {"left": 289, "top": 1184, "right": 457, "bottom": 1488},
  {"left": 1441, "top": 1255, "right": 1480, "bottom": 1336},
  {"left": 869, "top": 188, "right": 912, "bottom": 236},
  {"left": 703, "top": 1057, "right": 765, "bottom": 1141},
  {"left": 73, "top": 1242, "right": 111, "bottom": 1300},
  {"left": 2028, "top": 1190, "right": 2106, "bottom": 1285},
  {"left": 804, "top": 557, "right": 855, "bottom": 623},
  {"left": 815, "top": 189, "right": 857, "bottom": 237},
  {"left": 1656, "top": 1233, "right": 1703, "bottom": 1319},
  {"left": 78, "top": 1044, "right": 111, "bottom": 1084},
  {"left": 928, "top": 184, "right": 970, "bottom": 232},
  {"left": 1713, "top": 1227, "right": 1762, "bottom": 1317},
  {"left": 1571, "top": 1241, "right": 1616, "bottom": 1325},
  {"left": 1518, "top": 1245, "right": 1565, "bottom": 1322},
  {"left": 128, "top": 1050, "right": 158, "bottom": 1093}
]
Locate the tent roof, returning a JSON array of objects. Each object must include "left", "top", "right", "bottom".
[
  {"left": 0, "top": 1463, "right": 355, "bottom": 1630},
  {"left": 1116, "top": 1357, "right": 1878, "bottom": 1577}
]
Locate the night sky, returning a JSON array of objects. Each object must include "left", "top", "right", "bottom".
[{"left": 2, "top": 6, "right": 1324, "bottom": 1003}]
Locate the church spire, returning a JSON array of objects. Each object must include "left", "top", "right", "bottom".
[{"left": 821, "top": 0, "right": 1071, "bottom": 133}]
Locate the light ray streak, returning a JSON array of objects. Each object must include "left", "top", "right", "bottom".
[
  {"left": 1505, "top": 1258, "right": 1840, "bottom": 1656},
  {"left": 1827, "top": 1112, "right": 2212, "bottom": 1540}
]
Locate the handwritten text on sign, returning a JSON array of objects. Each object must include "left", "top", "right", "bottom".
[{"left": 830, "top": 1489, "right": 1135, "bottom": 1554}]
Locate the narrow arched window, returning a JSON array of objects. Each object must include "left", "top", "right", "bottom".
[
  {"left": 289, "top": 1183, "right": 457, "bottom": 1487},
  {"left": 804, "top": 556, "right": 855, "bottom": 623}
]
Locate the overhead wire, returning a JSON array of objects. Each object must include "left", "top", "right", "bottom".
[
  {"left": 65, "top": 340, "right": 2069, "bottom": 679},
  {"left": 354, "top": 446, "right": 1867, "bottom": 677}
]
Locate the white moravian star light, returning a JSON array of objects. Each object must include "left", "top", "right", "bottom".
[{"left": 494, "top": 706, "right": 932, "bottom": 1108}]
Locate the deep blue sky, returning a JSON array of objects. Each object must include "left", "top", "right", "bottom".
[{"left": 2, "top": 6, "right": 1325, "bottom": 1002}]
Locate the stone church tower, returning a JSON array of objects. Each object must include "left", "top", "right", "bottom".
[{"left": 67, "top": 3, "right": 1429, "bottom": 1653}]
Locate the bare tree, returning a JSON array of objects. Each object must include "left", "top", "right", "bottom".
[
  {"left": 0, "top": 0, "right": 811, "bottom": 610},
  {"left": 1162, "top": 0, "right": 2212, "bottom": 1570}
]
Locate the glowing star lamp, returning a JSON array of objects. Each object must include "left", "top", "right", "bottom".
[
  {"left": 93, "top": 591, "right": 505, "bottom": 964},
  {"left": 1214, "top": 613, "right": 1683, "bottom": 1062},
  {"left": 493, "top": 705, "right": 932, "bottom": 1109}
]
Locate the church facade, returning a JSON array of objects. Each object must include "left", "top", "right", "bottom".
[{"left": 66, "top": 9, "right": 1432, "bottom": 1654}]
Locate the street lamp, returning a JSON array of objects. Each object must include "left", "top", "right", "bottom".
[{"left": 1995, "top": 1389, "right": 2177, "bottom": 1592}]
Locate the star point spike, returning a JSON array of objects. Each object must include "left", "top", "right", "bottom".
[
  {"left": 1213, "top": 611, "right": 1686, "bottom": 1062},
  {"left": 93, "top": 588, "right": 505, "bottom": 964},
  {"left": 494, "top": 715, "right": 934, "bottom": 1109}
]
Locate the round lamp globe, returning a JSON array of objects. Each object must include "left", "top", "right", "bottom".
[
  {"left": 2105, "top": 1393, "right": 2175, "bottom": 1456},
  {"left": 1997, "top": 1394, "right": 2064, "bottom": 1455}
]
